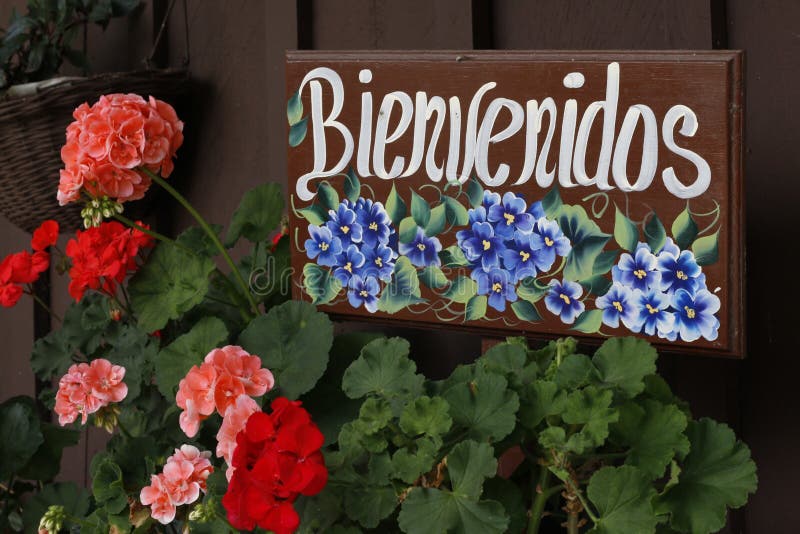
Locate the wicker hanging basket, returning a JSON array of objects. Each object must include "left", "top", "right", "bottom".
[{"left": 0, "top": 69, "right": 189, "bottom": 233}]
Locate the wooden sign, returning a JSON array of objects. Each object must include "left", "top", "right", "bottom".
[{"left": 285, "top": 51, "right": 744, "bottom": 358}]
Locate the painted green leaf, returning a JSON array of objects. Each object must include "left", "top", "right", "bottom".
[
  {"left": 572, "top": 309, "right": 604, "bottom": 333},
  {"left": 341, "top": 337, "right": 424, "bottom": 399},
  {"left": 556, "top": 204, "right": 612, "bottom": 281},
  {"left": 692, "top": 230, "right": 719, "bottom": 266},
  {"left": 444, "top": 275, "right": 477, "bottom": 304},
  {"left": 226, "top": 182, "right": 284, "bottom": 246},
  {"left": 425, "top": 203, "right": 447, "bottom": 236},
  {"left": 302, "top": 263, "right": 342, "bottom": 305},
  {"left": 288, "top": 117, "right": 308, "bottom": 147},
  {"left": 287, "top": 90, "right": 303, "bottom": 125},
  {"left": 580, "top": 275, "right": 613, "bottom": 297},
  {"left": 440, "top": 245, "right": 469, "bottom": 267},
  {"left": 129, "top": 242, "right": 215, "bottom": 332},
  {"left": 511, "top": 300, "right": 543, "bottom": 322},
  {"left": 297, "top": 204, "right": 328, "bottom": 225},
  {"left": 344, "top": 168, "right": 360, "bottom": 203},
  {"left": 444, "top": 196, "right": 470, "bottom": 226},
  {"left": 671, "top": 208, "right": 698, "bottom": 250},
  {"left": 466, "top": 176, "right": 484, "bottom": 208},
  {"left": 378, "top": 257, "right": 425, "bottom": 313},
  {"left": 656, "top": 419, "right": 757, "bottom": 534},
  {"left": 419, "top": 265, "right": 449, "bottom": 289},
  {"left": 399, "top": 217, "right": 418, "bottom": 244},
  {"left": 0, "top": 397, "right": 44, "bottom": 480},
  {"left": 614, "top": 206, "right": 639, "bottom": 252},
  {"left": 238, "top": 300, "right": 334, "bottom": 399},
  {"left": 155, "top": 317, "right": 228, "bottom": 398},
  {"left": 465, "top": 295, "right": 488, "bottom": 321},
  {"left": 317, "top": 182, "right": 340, "bottom": 211},
  {"left": 385, "top": 184, "right": 407, "bottom": 226},
  {"left": 541, "top": 186, "right": 562, "bottom": 218},
  {"left": 645, "top": 213, "right": 667, "bottom": 253},
  {"left": 593, "top": 249, "right": 620, "bottom": 275},
  {"left": 517, "top": 277, "right": 548, "bottom": 303},
  {"left": 593, "top": 337, "right": 658, "bottom": 399},
  {"left": 587, "top": 466, "right": 659, "bottom": 534},
  {"left": 410, "top": 191, "right": 431, "bottom": 228}
]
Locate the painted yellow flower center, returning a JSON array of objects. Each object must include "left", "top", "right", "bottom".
[
  {"left": 684, "top": 306, "right": 696, "bottom": 319},
  {"left": 492, "top": 282, "right": 503, "bottom": 293},
  {"left": 375, "top": 257, "right": 383, "bottom": 267},
  {"left": 646, "top": 303, "right": 659, "bottom": 314},
  {"left": 482, "top": 239, "right": 491, "bottom": 251},
  {"left": 612, "top": 301, "right": 623, "bottom": 312},
  {"left": 360, "top": 290, "right": 369, "bottom": 297},
  {"left": 544, "top": 236, "right": 554, "bottom": 247},
  {"left": 634, "top": 269, "right": 647, "bottom": 280},
  {"left": 503, "top": 212, "right": 515, "bottom": 225},
  {"left": 676, "top": 270, "right": 688, "bottom": 280},
  {"left": 344, "top": 262, "right": 353, "bottom": 273},
  {"left": 319, "top": 242, "right": 329, "bottom": 251},
  {"left": 559, "top": 294, "right": 571, "bottom": 305},
  {"left": 340, "top": 225, "right": 350, "bottom": 234},
  {"left": 520, "top": 250, "right": 530, "bottom": 262},
  {"left": 369, "top": 222, "right": 378, "bottom": 231},
  {"left": 417, "top": 243, "right": 426, "bottom": 251}
]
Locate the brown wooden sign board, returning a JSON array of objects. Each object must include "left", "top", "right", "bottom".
[{"left": 286, "top": 51, "right": 744, "bottom": 358}]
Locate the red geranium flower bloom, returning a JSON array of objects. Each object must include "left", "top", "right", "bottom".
[
  {"left": 31, "top": 220, "right": 60, "bottom": 252},
  {"left": 221, "top": 398, "right": 327, "bottom": 534}
]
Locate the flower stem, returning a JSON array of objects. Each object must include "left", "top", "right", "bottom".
[
  {"left": 566, "top": 511, "right": 580, "bottom": 534},
  {"left": 27, "top": 290, "right": 62, "bottom": 323},
  {"left": 112, "top": 213, "right": 180, "bottom": 249},
  {"left": 139, "top": 167, "right": 260, "bottom": 316},
  {"left": 528, "top": 466, "right": 551, "bottom": 534}
]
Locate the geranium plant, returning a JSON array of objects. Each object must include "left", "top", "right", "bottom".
[{"left": 0, "top": 93, "right": 756, "bottom": 534}]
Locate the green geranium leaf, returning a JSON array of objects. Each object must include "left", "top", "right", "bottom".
[
  {"left": 465, "top": 295, "right": 488, "bottom": 321},
  {"left": 289, "top": 117, "right": 308, "bottom": 146},
  {"left": 479, "top": 341, "right": 527, "bottom": 377},
  {"left": 129, "top": 242, "right": 215, "bottom": 332},
  {"left": 644, "top": 213, "right": 667, "bottom": 253},
  {"left": 440, "top": 245, "right": 469, "bottom": 267},
  {"left": 511, "top": 300, "right": 543, "bottom": 322},
  {"left": 593, "top": 337, "right": 658, "bottom": 398},
  {"left": 62, "top": 294, "right": 109, "bottom": 354},
  {"left": 302, "top": 263, "right": 342, "bottom": 305},
  {"left": 587, "top": 466, "right": 659, "bottom": 534},
  {"left": 483, "top": 477, "right": 527, "bottom": 534},
  {"left": 287, "top": 90, "right": 303, "bottom": 125},
  {"left": 344, "top": 486, "right": 398, "bottom": 528},
  {"left": 442, "top": 370, "right": 519, "bottom": 441},
  {"left": 378, "top": 257, "right": 425, "bottom": 313},
  {"left": 399, "top": 216, "right": 418, "bottom": 244},
  {"left": 611, "top": 399, "right": 689, "bottom": 479},
  {"left": 21, "top": 482, "right": 90, "bottom": 534},
  {"left": 239, "top": 300, "right": 333, "bottom": 399},
  {"left": 177, "top": 224, "right": 225, "bottom": 257},
  {"left": 317, "top": 182, "right": 340, "bottom": 212},
  {"left": 155, "top": 317, "right": 228, "bottom": 398},
  {"left": 555, "top": 353, "right": 598, "bottom": 389},
  {"left": 31, "top": 329, "right": 73, "bottom": 381},
  {"left": 344, "top": 168, "right": 360, "bottom": 203},
  {"left": 656, "top": 418, "right": 757, "bottom": 534},
  {"left": 519, "top": 380, "right": 566, "bottom": 429},
  {"left": 692, "top": 230, "right": 719, "bottom": 266},
  {"left": 444, "top": 275, "right": 477, "bottom": 304},
  {"left": 614, "top": 206, "right": 639, "bottom": 252},
  {"left": 358, "top": 397, "right": 393, "bottom": 433},
  {"left": 297, "top": 204, "right": 328, "bottom": 226},
  {"left": 671, "top": 208, "right": 698, "bottom": 250},
  {"left": 0, "top": 397, "right": 44, "bottom": 479},
  {"left": 399, "top": 396, "right": 452, "bottom": 438},
  {"left": 342, "top": 337, "right": 424, "bottom": 400},
  {"left": 17, "top": 423, "right": 81, "bottom": 481},
  {"left": 542, "top": 186, "right": 562, "bottom": 217},
  {"left": 425, "top": 203, "right": 447, "bottom": 236},
  {"left": 556, "top": 204, "right": 612, "bottom": 281},
  {"left": 466, "top": 176, "right": 484, "bottom": 208},
  {"left": 392, "top": 437, "right": 440, "bottom": 484},
  {"left": 91, "top": 455, "right": 128, "bottom": 514},
  {"left": 398, "top": 441, "right": 508, "bottom": 534},
  {"left": 562, "top": 387, "right": 619, "bottom": 454},
  {"left": 225, "top": 183, "right": 284, "bottom": 246},
  {"left": 444, "top": 197, "right": 470, "bottom": 226},
  {"left": 572, "top": 309, "right": 604, "bottom": 333},
  {"left": 411, "top": 191, "right": 431, "bottom": 228},
  {"left": 385, "top": 184, "right": 407, "bottom": 226},
  {"left": 104, "top": 325, "right": 157, "bottom": 403}
]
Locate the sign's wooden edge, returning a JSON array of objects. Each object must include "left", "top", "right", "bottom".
[{"left": 285, "top": 50, "right": 747, "bottom": 359}]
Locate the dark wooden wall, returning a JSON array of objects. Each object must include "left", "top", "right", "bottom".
[{"left": 2, "top": 1, "right": 798, "bottom": 531}]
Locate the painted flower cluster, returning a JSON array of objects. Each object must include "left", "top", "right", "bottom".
[
  {"left": 457, "top": 191, "right": 571, "bottom": 313},
  {"left": 595, "top": 239, "right": 720, "bottom": 341},
  {"left": 305, "top": 197, "right": 400, "bottom": 313}
]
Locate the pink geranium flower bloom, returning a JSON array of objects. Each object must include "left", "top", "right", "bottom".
[
  {"left": 176, "top": 363, "right": 217, "bottom": 437},
  {"left": 54, "top": 359, "right": 127, "bottom": 426},
  {"left": 140, "top": 474, "right": 178, "bottom": 524},
  {"left": 216, "top": 394, "right": 260, "bottom": 480},
  {"left": 84, "top": 358, "right": 128, "bottom": 403},
  {"left": 167, "top": 445, "right": 213, "bottom": 492}
]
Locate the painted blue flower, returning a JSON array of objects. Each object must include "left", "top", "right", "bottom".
[
  {"left": 399, "top": 227, "right": 442, "bottom": 267},
  {"left": 672, "top": 288, "right": 720, "bottom": 342},
  {"left": 595, "top": 282, "right": 638, "bottom": 329},
  {"left": 468, "top": 205, "right": 488, "bottom": 225},
  {"left": 333, "top": 244, "right": 366, "bottom": 284},
  {"left": 347, "top": 274, "right": 380, "bottom": 313},
  {"left": 545, "top": 279, "right": 585, "bottom": 324},
  {"left": 325, "top": 203, "right": 362, "bottom": 246},
  {"left": 501, "top": 232, "right": 539, "bottom": 282},
  {"left": 362, "top": 244, "right": 395, "bottom": 282},
  {"left": 473, "top": 268, "right": 518, "bottom": 312},
  {"left": 659, "top": 237, "right": 680, "bottom": 258},
  {"left": 657, "top": 249, "right": 703, "bottom": 295},
  {"left": 629, "top": 288, "right": 675, "bottom": 336},
  {"left": 458, "top": 221, "right": 506, "bottom": 271},
  {"left": 612, "top": 243, "right": 661, "bottom": 292},
  {"left": 531, "top": 218, "right": 571, "bottom": 272},
  {"left": 356, "top": 198, "right": 393, "bottom": 247},
  {"left": 488, "top": 192, "right": 535, "bottom": 238},
  {"left": 528, "top": 200, "right": 545, "bottom": 220},
  {"left": 481, "top": 190, "right": 501, "bottom": 210},
  {"left": 304, "top": 225, "right": 343, "bottom": 267}
]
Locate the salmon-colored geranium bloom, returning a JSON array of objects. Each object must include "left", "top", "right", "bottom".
[
  {"left": 54, "top": 358, "right": 127, "bottom": 426},
  {"left": 176, "top": 363, "right": 218, "bottom": 437},
  {"left": 83, "top": 358, "right": 128, "bottom": 403},
  {"left": 216, "top": 394, "right": 260, "bottom": 480},
  {"left": 140, "top": 474, "right": 177, "bottom": 524}
]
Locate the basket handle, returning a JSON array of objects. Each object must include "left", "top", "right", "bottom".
[{"left": 145, "top": 0, "right": 190, "bottom": 69}]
